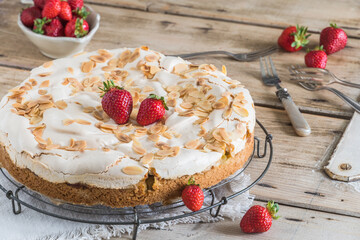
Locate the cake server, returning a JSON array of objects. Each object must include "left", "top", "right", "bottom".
[{"left": 259, "top": 56, "right": 311, "bottom": 137}]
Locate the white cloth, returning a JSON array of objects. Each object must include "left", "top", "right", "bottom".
[{"left": 0, "top": 169, "right": 253, "bottom": 240}]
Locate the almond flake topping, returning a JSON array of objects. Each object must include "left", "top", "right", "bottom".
[
  {"left": 38, "top": 89, "right": 47, "bottom": 95},
  {"left": 173, "top": 63, "right": 189, "bottom": 74},
  {"left": 185, "top": 139, "right": 201, "bottom": 149},
  {"left": 222, "top": 65, "right": 227, "bottom": 75},
  {"left": 233, "top": 105, "right": 249, "bottom": 117},
  {"left": 67, "top": 67, "right": 74, "bottom": 74},
  {"left": 39, "top": 80, "right": 50, "bottom": 88},
  {"left": 122, "top": 166, "right": 144, "bottom": 175},
  {"left": 132, "top": 140, "right": 146, "bottom": 155},
  {"left": 81, "top": 61, "right": 95, "bottom": 73},
  {"left": 141, "top": 153, "right": 154, "bottom": 165},
  {"left": 143, "top": 86, "right": 154, "bottom": 93},
  {"left": 43, "top": 61, "right": 53, "bottom": 68},
  {"left": 38, "top": 72, "right": 52, "bottom": 77},
  {"left": 75, "top": 119, "right": 91, "bottom": 125},
  {"left": 90, "top": 55, "right": 107, "bottom": 63},
  {"left": 115, "top": 131, "right": 132, "bottom": 143},
  {"left": 145, "top": 54, "right": 159, "bottom": 62},
  {"left": 63, "top": 119, "right": 75, "bottom": 126}
]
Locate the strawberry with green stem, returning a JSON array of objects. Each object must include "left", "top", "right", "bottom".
[
  {"left": 320, "top": 23, "right": 347, "bottom": 55},
  {"left": 278, "top": 25, "right": 311, "bottom": 52},
  {"left": 305, "top": 45, "right": 327, "bottom": 69},
  {"left": 64, "top": 18, "right": 89, "bottom": 37},
  {"left": 240, "top": 200, "right": 280, "bottom": 233},
  {"left": 182, "top": 178, "right": 204, "bottom": 212},
  {"left": 136, "top": 94, "right": 168, "bottom": 126},
  {"left": 99, "top": 80, "right": 133, "bottom": 125}
]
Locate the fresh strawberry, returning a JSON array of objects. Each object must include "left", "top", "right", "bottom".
[
  {"left": 58, "top": 1, "right": 72, "bottom": 21},
  {"left": 64, "top": 18, "right": 89, "bottom": 37},
  {"left": 136, "top": 94, "right": 168, "bottom": 126},
  {"left": 320, "top": 23, "right": 347, "bottom": 55},
  {"left": 33, "top": 0, "right": 47, "bottom": 9},
  {"left": 100, "top": 80, "right": 133, "bottom": 125},
  {"left": 42, "top": 0, "right": 61, "bottom": 19},
  {"left": 68, "top": 0, "right": 83, "bottom": 10},
  {"left": 21, "top": 6, "right": 42, "bottom": 28},
  {"left": 240, "top": 201, "right": 280, "bottom": 233},
  {"left": 278, "top": 25, "right": 311, "bottom": 52},
  {"left": 44, "top": 18, "right": 64, "bottom": 37},
  {"left": 72, "top": 6, "right": 90, "bottom": 19},
  {"left": 181, "top": 178, "right": 204, "bottom": 212},
  {"left": 305, "top": 46, "right": 327, "bottom": 69},
  {"left": 33, "top": 17, "right": 51, "bottom": 35}
]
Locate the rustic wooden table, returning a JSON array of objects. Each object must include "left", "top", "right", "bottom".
[{"left": 1, "top": 0, "right": 360, "bottom": 239}]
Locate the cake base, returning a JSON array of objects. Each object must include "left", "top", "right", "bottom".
[{"left": 0, "top": 135, "right": 254, "bottom": 208}]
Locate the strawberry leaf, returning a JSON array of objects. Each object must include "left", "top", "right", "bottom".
[
  {"left": 99, "top": 80, "right": 123, "bottom": 97},
  {"left": 148, "top": 94, "right": 169, "bottom": 110}
]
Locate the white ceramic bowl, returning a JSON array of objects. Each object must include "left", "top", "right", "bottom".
[{"left": 17, "top": 5, "right": 100, "bottom": 59}]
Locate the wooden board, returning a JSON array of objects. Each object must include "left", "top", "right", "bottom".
[
  {"left": 130, "top": 200, "right": 360, "bottom": 240},
  {"left": 1, "top": 0, "right": 360, "bottom": 118},
  {"left": 87, "top": 0, "right": 360, "bottom": 39}
]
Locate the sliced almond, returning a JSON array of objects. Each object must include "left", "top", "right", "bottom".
[
  {"left": 30, "top": 116, "right": 43, "bottom": 125},
  {"left": 233, "top": 105, "right": 249, "bottom": 117},
  {"left": 128, "top": 48, "right": 141, "bottom": 63},
  {"left": 222, "top": 65, "right": 227, "bottom": 75},
  {"left": 38, "top": 72, "right": 52, "bottom": 77},
  {"left": 102, "top": 147, "right": 111, "bottom": 152},
  {"left": 167, "top": 98, "right": 177, "bottom": 108},
  {"left": 90, "top": 55, "right": 107, "bottom": 63},
  {"left": 145, "top": 54, "right": 159, "bottom": 62},
  {"left": 67, "top": 67, "right": 74, "bottom": 74},
  {"left": 39, "top": 80, "right": 50, "bottom": 88},
  {"left": 148, "top": 134, "right": 160, "bottom": 142},
  {"left": 223, "top": 107, "right": 232, "bottom": 119},
  {"left": 212, "top": 128, "right": 223, "bottom": 142},
  {"left": 83, "top": 106, "right": 95, "bottom": 113},
  {"left": 43, "top": 61, "right": 53, "bottom": 68},
  {"left": 81, "top": 61, "right": 95, "bottom": 73},
  {"left": 173, "top": 63, "right": 189, "bottom": 74},
  {"left": 55, "top": 100, "right": 68, "bottom": 110},
  {"left": 185, "top": 139, "right": 200, "bottom": 149},
  {"left": 143, "top": 86, "right": 154, "bottom": 93},
  {"left": 180, "top": 102, "right": 193, "bottom": 109},
  {"left": 162, "top": 131, "right": 173, "bottom": 139},
  {"left": 149, "top": 65, "right": 160, "bottom": 75},
  {"left": 198, "top": 125, "right": 207, "bottom": 137},
  {"left": 141, "top": 153, "right": 154, "bottom": 165},
  {"left": 63, "top": 119, "right": 75, "bottom": 126},
  {"left": 75, "top": 119, "right": 91, "bottom": 125},
  {"left": 38, "top": 89, "right": 47, "bottom": 95},
  {"left": 212, "top": 101, "right": 226, "bottom": 109},
  {"left": 219, "top": 128, "right": 231, "bottom": 142},
  {"left": 98, "top": 49, "right": 113, "bottom": 59},
  {"left": 193, "top": 117, "right": 208, "bottom": 125},
  {"left": 101, "top": 65, "right": 116, "bottom": 72},
  {"left": 148, "top": 124, "right": 163, "bottom": 135},
  {"left": 115, "top": 132, "right": 132, "bottom": 143},
  {"left": 168, "top": 91, "right": 180, "bottom": 99},
  {"left": 122, "top": 166, "right": 144, "bottom": 175},
  {"left": 132, "top": 141, "right": 146, "bottom": 155}
]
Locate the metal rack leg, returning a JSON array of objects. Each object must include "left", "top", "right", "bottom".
[
  {"left": 6, "top": 185, "right": 24, "bottom": 215},
  {"left": 132, "top": 207, "right": 140, "bottom": 240}
]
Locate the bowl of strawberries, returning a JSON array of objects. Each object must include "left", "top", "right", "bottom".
[{"left": 18, "top": 0, "right": 100, "bottom": 58}]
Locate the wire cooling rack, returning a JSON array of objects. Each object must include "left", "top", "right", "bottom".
[{"left": 0, "top": 119, "right": 273, "bottom": 240}]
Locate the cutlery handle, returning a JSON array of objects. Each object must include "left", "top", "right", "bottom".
[
  {"left": 277, "top": 88, "right": 311, "bottom": 137},
  {"left": 325, "top": 87, "right": 360, "bottom": 113}
]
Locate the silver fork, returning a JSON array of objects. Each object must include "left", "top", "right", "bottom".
[
  {"left": 289, "top": 66, "right": 360, "bottom": 89},
  {"left": 171, "top": 45, "right": 278, "bottom": 61},
  {"left": 298, "top": 81, "right": 360, "bottom": 113},
  {"left": 260, "top": 57, "right": 311, "bottom": 136}
]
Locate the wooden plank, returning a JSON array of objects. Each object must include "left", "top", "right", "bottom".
[
  {"left": 0, "top": 65, "right": 358, "bottom": 217},
  {"left": 1, "top": 1, "right": 360, "bottom": 117},
  {"left": 85, "top": 0, "right": 148, "bottom": 11},
  {"left": 129, "top": 200, "right": 360, "bottom": 240},
  {"left": 88, "top": 0, "right": 360, "bottom": 39},
  {"left": 252, "top": 106, "right": 360, "bottom": 218}
]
